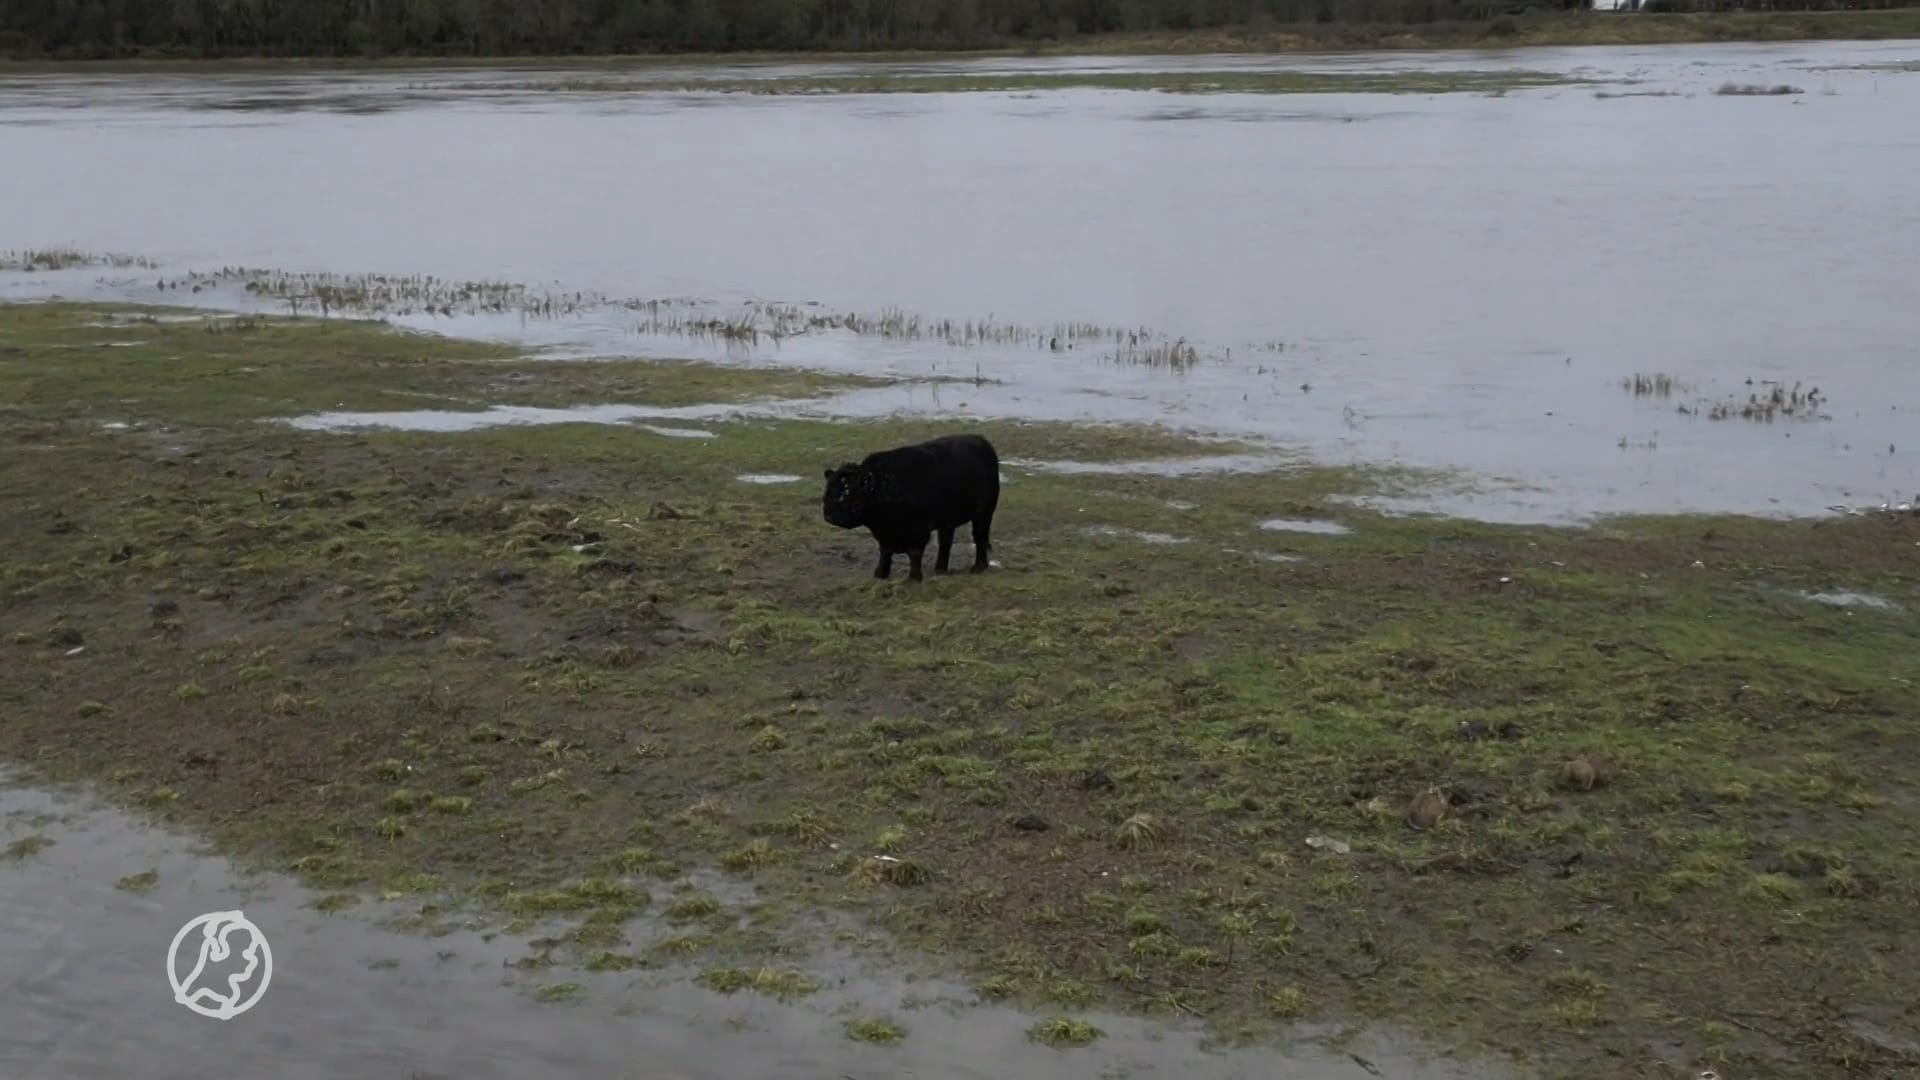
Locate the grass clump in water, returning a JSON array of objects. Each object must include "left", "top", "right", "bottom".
[
  {"left": 696, "top": 966, "right": 821, "bottom": 1000},
  {"left": 843, "top": 1015, "right": 907, "bottom": 1044},
  {"left": 3, "top": 835, "right": 55, "bottom": 861},
  {"left": 1621, "top": 372, "right": 1689, "bottom": 398},
  {"left": 0, "top": 248, "right": 157, "bottom": 272},
  {"left": 532, "top": 981, "right": 583, "bottom": 1003},
  {"left": 1028, "top": 1016, "right": 1102, "bottom": 1046},
  {"left": 115, "top": 869, "right": 161, "bottom": 894}
]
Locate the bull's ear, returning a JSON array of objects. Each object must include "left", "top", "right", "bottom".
[{"left": 823, "top": 467, "right": 835, "bottom": 479}]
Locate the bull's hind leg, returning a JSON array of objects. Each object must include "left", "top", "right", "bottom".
[
  {"left": 934, "top": 527, "right": 956, "bottom": 574},
  {"left": 873, "top": 545, "right": 893, "bottom": 580},
  {"left": 969, "top": 493, "right": 998, "bottom": 572},
  {"left": 902, "top": 527, "right": 933, "bottom": 583}
]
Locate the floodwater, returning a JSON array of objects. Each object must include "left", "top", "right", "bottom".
[
  {"left": 3, "top": 42, "right": 1920, "bottom": 522},
  {"left": 0, "top": 772, "right": 1494, "bottom": 1079}
]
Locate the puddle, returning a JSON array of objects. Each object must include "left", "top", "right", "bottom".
[
  {"left": 1084, "top": 525, "right": 1192, "bottom": 546},
  {"left": 280, "top": 402, "right": 743, "bottom": 434},
  {"left": 1248, "top": 550, "right": 1305, "bottom": 563},
  {"left": 635, "top": 423, "right": 718, "bottom": 439},
  {"left": 1258, "top": 518, "right": 1352, "bottom": 536},
  {"left": 0, "top": 770, "right": 1497, "bottom": 1079},
  {"left": 737, "top": 473, "right": 804, "bottom": 485},
  {"left": 1794, "top": 589, "right": 1903, "bottom": 612},
  {"left": 1010, "top": 453, "right": 1293, "bottom": 478}
]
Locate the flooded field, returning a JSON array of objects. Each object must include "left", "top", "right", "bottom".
[
  {"left": 5, "top": 37, "right": 1920, "bottom": 1080},
  {"left": 3, "top": 38, "right": 1918, "bottom": 523}
]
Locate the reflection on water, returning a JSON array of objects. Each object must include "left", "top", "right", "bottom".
[
  {"left": 1, "top": 40, "right": 1917, "bottom": 524},
  {"left": 0, "top": 773, "right": 1494, "bottom": 1079}
]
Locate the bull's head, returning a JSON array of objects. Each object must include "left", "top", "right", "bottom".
[{"left": 821, "top": 463, "right": 874, "bottom": 529}]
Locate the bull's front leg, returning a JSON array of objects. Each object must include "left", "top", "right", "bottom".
[{"left": 873, "top": 544, "right": 894, "bottom": 579}]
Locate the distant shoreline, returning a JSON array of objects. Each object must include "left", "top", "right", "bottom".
[{"left": 3, "top": 9, "right": 1918, "bottom": 70}]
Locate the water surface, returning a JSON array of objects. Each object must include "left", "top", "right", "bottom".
[
  {"left": 2, "top": 41, "right": 1917, "bottom": 524},
  {"left": 0, "top": 773, "right": 1494, "bottom": 1079}
]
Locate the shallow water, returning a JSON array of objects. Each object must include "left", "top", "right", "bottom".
[
  {"left": 0, "top": 773, "right": 1495, "bottom": 1079},
  {"left": 1085, "top": 524, "right": 1193, "bottom": 545},
  {"left": 1, "top": 42, "right": 1918, "bottom": 524},
  {"left": 1259, "top": 518, "right": 1353, "bottom": 535},
  {"left": 1795, "top": 588, "right": 1904, "bottom": 611}
]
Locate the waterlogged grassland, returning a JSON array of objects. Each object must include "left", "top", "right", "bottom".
[
  {"left": 4, "top": 302, "right": 1920, "bottom": 1077},
  {"left": 0, "top": 302, "right": 887, "bottom": 418},
  {"left": 438, "top": 68, "right": 1590, "bottom": 97}
]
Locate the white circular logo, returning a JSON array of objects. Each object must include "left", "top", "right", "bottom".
[{"left": 167, "top": 910, "right": 273, "bottom": 1020}]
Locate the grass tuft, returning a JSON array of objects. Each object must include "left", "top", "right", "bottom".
[
  {"left": 1028, "top": 1016, "right": 1102, "bottom": 1047},
  {"left": 844, "top": 1015, "right": 907, "bottom": 1044}
]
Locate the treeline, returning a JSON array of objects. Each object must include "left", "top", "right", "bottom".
[{"left": 0, "top": 0, "right": 1910, "bottom": 56}]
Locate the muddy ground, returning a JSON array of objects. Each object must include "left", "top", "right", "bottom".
[{"left": 3, "top": 301, "right": 1919, "bottom": 1078}]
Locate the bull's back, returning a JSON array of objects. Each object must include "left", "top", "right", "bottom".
[
  {"left": 922, "top": 433, "right": 998, "bottom": 477},
  {"left": 864, "top": 435, "right": 998, "bottom": 519}
]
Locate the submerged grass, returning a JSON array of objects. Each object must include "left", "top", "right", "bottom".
[
  {"left": 1714, "top": 81, "right": 1803, "bottom": 96},
  {"left": 3, "top": 301, "right": 1919, "bottom": 1079},
  {"left": 115, "top": 264, "right": 1223, "bottom": 369},
  {"left": 1, "top": 248, "right": 159, "bottom": 272},
  {"left": 1622, "top": 369, "right": 1832, "bottom": 425}
]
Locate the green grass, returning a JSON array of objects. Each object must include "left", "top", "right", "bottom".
[{"left": 2, "top": 300, "right": 1917, "bottom": 1079}]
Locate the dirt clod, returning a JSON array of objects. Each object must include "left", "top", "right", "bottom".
[
  {"left": 1560, "top": 754, "right": 1615, "bottom": 791},
  {"left": 1407, "top": 788, "right": 1449, "bottom": 829}
]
